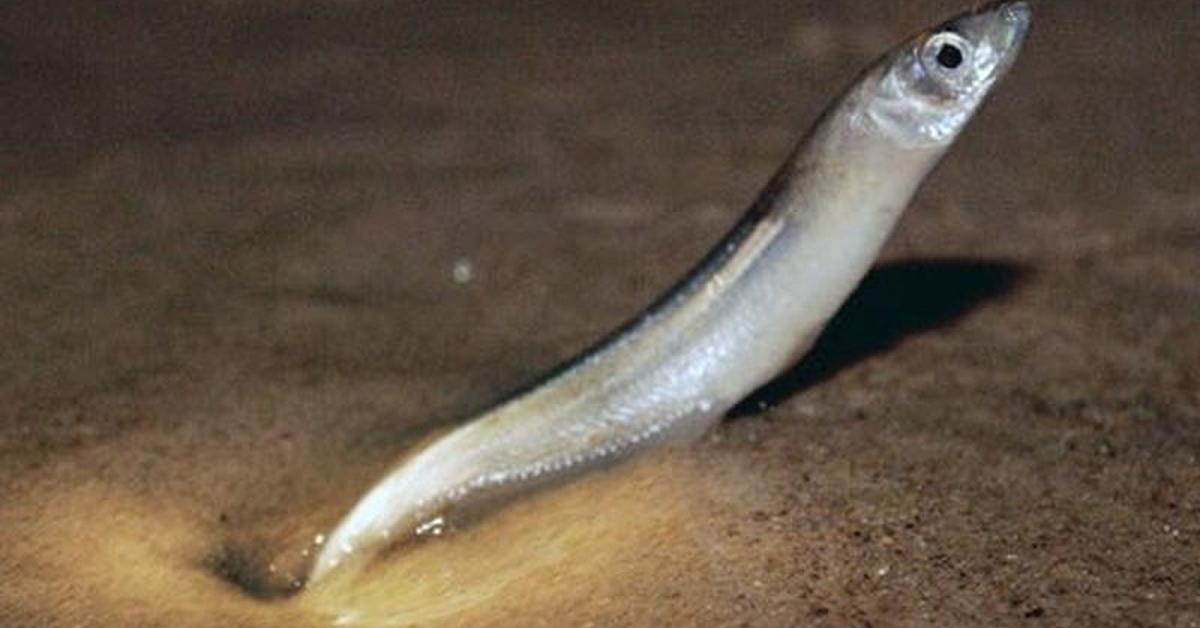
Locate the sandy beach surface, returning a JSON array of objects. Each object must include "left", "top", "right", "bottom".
[{"left": 1, "top": 1, "right": 1197, "bottom": 625}]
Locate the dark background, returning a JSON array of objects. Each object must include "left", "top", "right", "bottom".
[{"left": 1, "top": 1, "right": 1197, "bottom": 626}]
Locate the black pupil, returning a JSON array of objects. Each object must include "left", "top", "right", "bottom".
[{"left": 936, "top": 44, "right": 964, "bottom": 69}]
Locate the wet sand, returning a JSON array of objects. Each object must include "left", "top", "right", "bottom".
[{"left": 1, "top": 1, "right": 1197, "bottom": 626}]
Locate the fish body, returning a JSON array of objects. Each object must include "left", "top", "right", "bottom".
[{"left": 309, "top": 1, "right": 1031, "bottom": 585}]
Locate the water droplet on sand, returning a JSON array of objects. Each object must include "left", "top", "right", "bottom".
[
  {"left": 415, "top": 515, "right": 447, "bottom": 537},
  {"left": 452, "top": 258, "right": 475, "bottom": 284}
]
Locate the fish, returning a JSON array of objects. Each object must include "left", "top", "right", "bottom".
[{"left": 306, "top": 1, "right": 1032, "bottom": 586}]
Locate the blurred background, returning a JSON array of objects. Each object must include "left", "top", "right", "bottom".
[{"left": 1, "top": 1, "right": 1197, "bottom": 626}]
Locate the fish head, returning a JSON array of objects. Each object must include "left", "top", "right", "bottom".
[{"left": 861, "top": 1, "right": 1032, "bottom": 148}]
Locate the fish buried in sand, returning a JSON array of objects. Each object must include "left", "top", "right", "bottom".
[{"left": 306, "top": 1, "right": 1032, "bottom": 586}]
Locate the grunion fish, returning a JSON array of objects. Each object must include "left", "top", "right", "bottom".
[{"left": 307, "top": 1, "right": 1032, "bottom": 586}]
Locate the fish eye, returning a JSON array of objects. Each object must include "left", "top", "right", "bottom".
[
  {"left": 936, "top": 43, "right": 963, "bottom": 69},
  {"left": 921, "top": 32, "right": 973, "bottom": 79}
]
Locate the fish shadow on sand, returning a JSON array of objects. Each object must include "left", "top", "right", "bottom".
[{"left": 729, "top": 257, "right": 1028, "bottom": 418}]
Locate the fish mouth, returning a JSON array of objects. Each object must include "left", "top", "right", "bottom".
[
  {"left": 994, "top": 1, "right": 1033, "bottom": 47},
  {"left": 966, "top": 1, "right": 1033, "bottom": 44},
  {"left": 989, "top": 1, "right": 1033, "bottom": 80}
]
